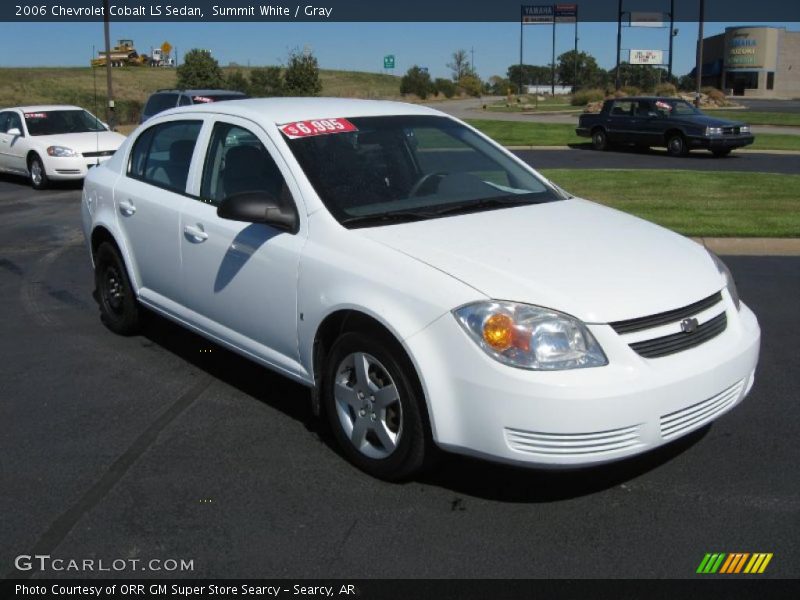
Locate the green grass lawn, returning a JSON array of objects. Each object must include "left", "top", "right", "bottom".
[
  {"left": 538, "top": 169, "right": 800, "bottom": 238},
  {"left": 704, "top": 110, "right": 800, "bottom": 127},
  {"left": 466, "top": 120, "right": 800, "bottom": 151}
]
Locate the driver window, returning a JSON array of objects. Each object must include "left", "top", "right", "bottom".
[{"left": 200, "top": 122, "right": 291, "bottom": 208}]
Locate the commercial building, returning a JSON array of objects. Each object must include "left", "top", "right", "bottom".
[{"left": 698, "top": 26, "right": 800, "bottom": 97}]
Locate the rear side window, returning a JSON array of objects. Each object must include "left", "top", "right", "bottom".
[
  {"left": 128, "top": 120, "right": 202, "bottom": 193},
  {"left": 144, "top": 93, "right": 179, "bottom": 116}
]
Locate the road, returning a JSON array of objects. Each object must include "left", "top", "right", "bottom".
[{"left": 1, "top": 179, "right": 798, "bottom": 579}]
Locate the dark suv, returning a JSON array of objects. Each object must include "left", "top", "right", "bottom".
[{"left": 140, "top": 89, "right": 248, "bottom": 123}]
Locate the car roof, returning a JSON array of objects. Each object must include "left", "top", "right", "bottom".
[
  {"left": 157, "top": 97, "right": 444, "bottom": 124},
  {"left": 153, "top": 89, "right": 247, "bottom": 95},
  {"left": 610, "top": 96, "right": 687, "bottom": 102},
  {"left": 1, "top": 104, "right": 86, "bottom": 112}
]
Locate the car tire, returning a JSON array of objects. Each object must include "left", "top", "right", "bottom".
[
  {"left": 323, "top": 331, "right": 432, "bottom": 481},
  {"left": 666, "top": 134, "right": 688, "bottom": 157},
  {"left": 94, "top": 242, "right": 142, "bottom": 335},
  {"left": 29, "top": 154, "right": 49, "bottom": 190},
  {"left": 591, "top": 128, "right": 608, "bottom": 151},
  {"left": 712, "top": 149, "right": 732, "bottom": 158}
]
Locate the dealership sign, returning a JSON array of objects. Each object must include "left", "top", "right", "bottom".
[
  {"left": 629, "top": 12, "right": 664, "bottom": 27},
  {"left": 554, "top": 4, "right": 577, "bottom": 23},
  {"left": 521, "top": 5, "right": 554, "bottom": 24},
  {"left": 630, "top": 49, "right": 664, "bottom": 65}
]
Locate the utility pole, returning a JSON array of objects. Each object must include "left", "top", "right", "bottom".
[
  {"left": 551, "top": 14, "right": 556, "bottom": 95},
  {"left": 695, "top": 0, "right": 705, "bottom": 107},
  {"left": 102, "top": 0, "right": 115, "bottom": 130},
  {"left": 519, "top": 10, "right": 524, "bottom": 95},
  {"left": 615, "top": 0, "right": 623, "bottom": 90},
  {"left": 668, "top": 0, "right": 675, "bottom": 79},
  {"left": 574, "top": 13, "right": 579, "bottom": 91},
  {"left": 470, "top": 46, "right": 475, "bottom": 74}
]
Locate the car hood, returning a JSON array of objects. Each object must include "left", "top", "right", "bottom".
[
  {"left": 358, "top": 199, "right": 723, "bottom": 323},
  {"left": 31, "top": 131, "right": 126, "bottom": 153},
  {"left": 678, "top": 115, "right": 745, "bottom": 128}
]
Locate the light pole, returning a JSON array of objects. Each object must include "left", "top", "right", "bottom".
[
  {"left": 695, "top": 0, "right": 705, "bottom": 107},
  {"left": 102, "top": 0, "right": 115, "bottom": 129},
  {"left": 615, "top": 0, "right": 623, "bottom": 90}
]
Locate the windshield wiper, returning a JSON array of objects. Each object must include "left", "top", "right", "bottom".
[
  {"left": 428, "top": 195, "right": 540, "bottom": 217},
  {"left": 339, "top": 210, "right": 437, "bottom": 228}
]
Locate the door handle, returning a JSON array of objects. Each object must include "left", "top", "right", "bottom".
[
  {"left": 118, "top": 199, "right": 136, "bottom": 216},
  {"left": 184, "top": 224, "right": 208, "bottom": 242}
]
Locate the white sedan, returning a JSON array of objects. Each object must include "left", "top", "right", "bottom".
[
  {"left": 81, "top": 98, "right": 760, "bottom": 480},
  {"left": 0, "top": 105, "right": 125, "bottom": 189}
]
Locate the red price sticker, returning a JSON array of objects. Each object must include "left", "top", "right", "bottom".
[
  {"left": 24, "top": 112, "right": 48, "bottom": 119},
  {"left": 279, "top": 118, "right": 357, "bottom": 139}
]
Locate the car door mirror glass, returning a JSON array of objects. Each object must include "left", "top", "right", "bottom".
[{"left": 217, "top": 191, "right": 298, "bottom": 233}]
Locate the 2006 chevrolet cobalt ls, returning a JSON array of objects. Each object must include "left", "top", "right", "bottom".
[{"left": 81, "top": 98, "right": 760, "bottom": 480}]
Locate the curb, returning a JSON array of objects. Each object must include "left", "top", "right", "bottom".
[
  {"left": 692, "top": 237, "right": 800, "bottom": 256},
  {"left": 504, "top": 145, "right": 800, "bottom": 155}
]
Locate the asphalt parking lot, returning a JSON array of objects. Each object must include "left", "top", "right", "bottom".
[{"left": 1, "top": 177, "right": 798, "bottom": 579}]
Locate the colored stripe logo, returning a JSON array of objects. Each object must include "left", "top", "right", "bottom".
[{"left": 697, "top": 553, "right": 773, "bottom": 574}]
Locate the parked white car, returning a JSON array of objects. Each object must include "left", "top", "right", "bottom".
[
  {"left": 81, "top": 98, "right": 761, "bottom": 480},
  {"left": 0, "top": 105, "right": 125, "bottom": 189}
]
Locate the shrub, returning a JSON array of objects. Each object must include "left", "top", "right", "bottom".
[
  {"left": 702, "top": 87, "right": 726, "bottom": 102},
  {"left": 400, "top": 66, "right": 433, "bottom": 99},
  {"left": 225, "top": 70, "right": 250, "bottom": 94},
  {"left": 570, "top": 88, "right": 605, "bottom": 106},
  {"left": 284, "top": 49, "right": 322, "bottom": 96},
  {"left": 621, "top": 85, "right": 640, "bottom": 96},
  {"left": 434, "top": 77, "right": 456, "bottom": 99},
  {"left": 249, "top": 66, "right": 284, "bottom": 97},
  {"left": 654, "top": 83, "right": 678, "bottom": 96},
  {"left": 457, "top": 74, "right": 483, "bottom": 98}
]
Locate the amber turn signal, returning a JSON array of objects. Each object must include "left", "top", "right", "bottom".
[{"left": 483, "top": 313, "right": 514, "bottom": 351}]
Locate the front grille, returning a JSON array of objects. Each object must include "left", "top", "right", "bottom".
[
  {"left": 629, "top": 312, "right": 727, "bottom": 358},
  {"left": 660, "top": 379, "right": 744, "bottom": 440},
  {"left": 505, "top": 424, "right": 642, "bottom": 457},
  {"left": 610, "top": 292, "right": 722, "bottom": 334},
  {"left": 82, "top": 150, "right": 115, "bottom": 158}
]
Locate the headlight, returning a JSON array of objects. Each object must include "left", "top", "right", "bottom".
[
  {"left": 708, "top": 250, "right": 740, "bottom": 310},
  {"left": 705, "top": 127, "right": 723, "bottom": 135},
  {"left": 47, "top": 146, "right": 78, "bottom": 157},
  {"left": 740, "top": 125, "right": 750, "bottom": 133},
  {"left": 453, "top": 301, "right": 608, "bottom": 370}
]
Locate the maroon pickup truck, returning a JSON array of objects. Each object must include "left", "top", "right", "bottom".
[{"left": 576, "top": 96, "right": 755, "bottom": 157}]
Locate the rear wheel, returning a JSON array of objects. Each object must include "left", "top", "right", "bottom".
[
  {"left": 666, "top": 133, "right": 688, "bottom": 157},
  {"left": 29, "top": 155, "right": 49, "bottom": 190},
  {"left": 323, "top": 331, "right": 431, "bottom": 481},
  {"left": 94, "top": 242, "right": 142, "bottom": 335},
  {"left": 591, "top": 128, "right": 608, "bottom": 151}
]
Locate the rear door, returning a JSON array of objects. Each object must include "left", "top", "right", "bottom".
[
  {"left": 116, "top": 117, "right": 204, "bottom": 308},
  {"left": 178, "top": 116, "right": 307, "bottom": 376}
]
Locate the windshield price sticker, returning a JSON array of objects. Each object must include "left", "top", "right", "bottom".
[
  {"left": 192, "top": 96, "right": 214, "bottom": 103},
  {"left": 655, "top": 100, "right": 672, "bottom": 111},
  {"left": 279, "top": 118, "right": 357, "bottom": 139},
  {"left": 24, "top": 112, "right": 48, "bottom": 119}
]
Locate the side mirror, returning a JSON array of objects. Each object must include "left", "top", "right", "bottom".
[
  {"left": 217, "top": 191, "right": 298, "bottom": 233},
  {"left": 7, "top": 127, "right": 22, "bottom": 136}
]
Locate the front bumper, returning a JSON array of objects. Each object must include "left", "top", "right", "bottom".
[
  {"left": 688, "top": 134, "right": 755, "bottom": 151},
  {"left": 405, "top": 294, "right": 760, "bottom": 467},
  {"left": 43, "top": 154, "right": 112, "bottom": 180}
]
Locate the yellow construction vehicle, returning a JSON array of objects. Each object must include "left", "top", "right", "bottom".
[{"left": 91, "top": 39, "right": 149, "bottom": 67}]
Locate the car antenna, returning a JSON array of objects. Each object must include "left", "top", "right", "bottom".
[{"left": 92, "top": 44, "right": 100, "bottom": 166}]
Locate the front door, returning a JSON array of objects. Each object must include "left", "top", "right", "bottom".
[{"left": 179, "top": 117, "right": 307, "bottom": 376}]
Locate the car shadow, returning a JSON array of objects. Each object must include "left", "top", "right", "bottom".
[
  {"left": 138, "top": 310, "right": 710, "bottom": 501},
  {"left": 0, "top": 172, "right": 84, "bottom": 190},
  {"left": 566, "top": 142, "right": 739, "bottom": 159}
]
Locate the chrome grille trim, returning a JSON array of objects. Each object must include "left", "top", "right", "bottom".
[
  {"left": 610, "top": 292, "right": 723, "bottom": 334},
  {"left": 505, "top": 424, "right": 642, "bottom": 457}
]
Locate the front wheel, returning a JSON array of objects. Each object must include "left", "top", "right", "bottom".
[
  {"left": 323, "top": 332, "right": 431, "bottom": 481},
  {"left": 94, "top": 242, "right": 142, "bottom": 335},
  {"left": 29, "top": 155, "right": 49, "bottom": 190}
]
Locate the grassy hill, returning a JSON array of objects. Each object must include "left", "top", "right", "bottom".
[{"left": 0, "top": 66, "right": 401, "bottom": 124}]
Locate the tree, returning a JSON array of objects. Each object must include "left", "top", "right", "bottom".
[
  {"left": 556, "top": 50, "right": 605, "bottom": 89},
  {"left": 176, "top": 49, "right": 225, "bottom": 89},
  {"left": 447, "top": 49, "right": 473, "bottom": 82},
  {"left": 225, "top": 70, "right": 250, "bottom": 94},
  {"left": 249, "top": 66, "right": 284, "bottom": 97},
  {"left": 507, "top": 64, "right": 552, "bottom": 91},
  {"left": 400, "top": 66, "right": 433, "bottom": 99},
  {"left": 488, "top": 75, "right": 511, "bottom": 95},
  {"left": 284, "top": 48, "right": 322, "bottom": 96},
  {"left": 458, "top": 73, "right": 483, "bottom": 97}
]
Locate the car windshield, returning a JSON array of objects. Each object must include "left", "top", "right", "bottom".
[
  {"left": 283, "top": 115, "right": 563, "bottom": 227},
  {"left": 660, "top": 100, "right": 702, "bottom": 117},
  {"left": 24, "top": 109, "right": 106, "bottom": 136}
]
